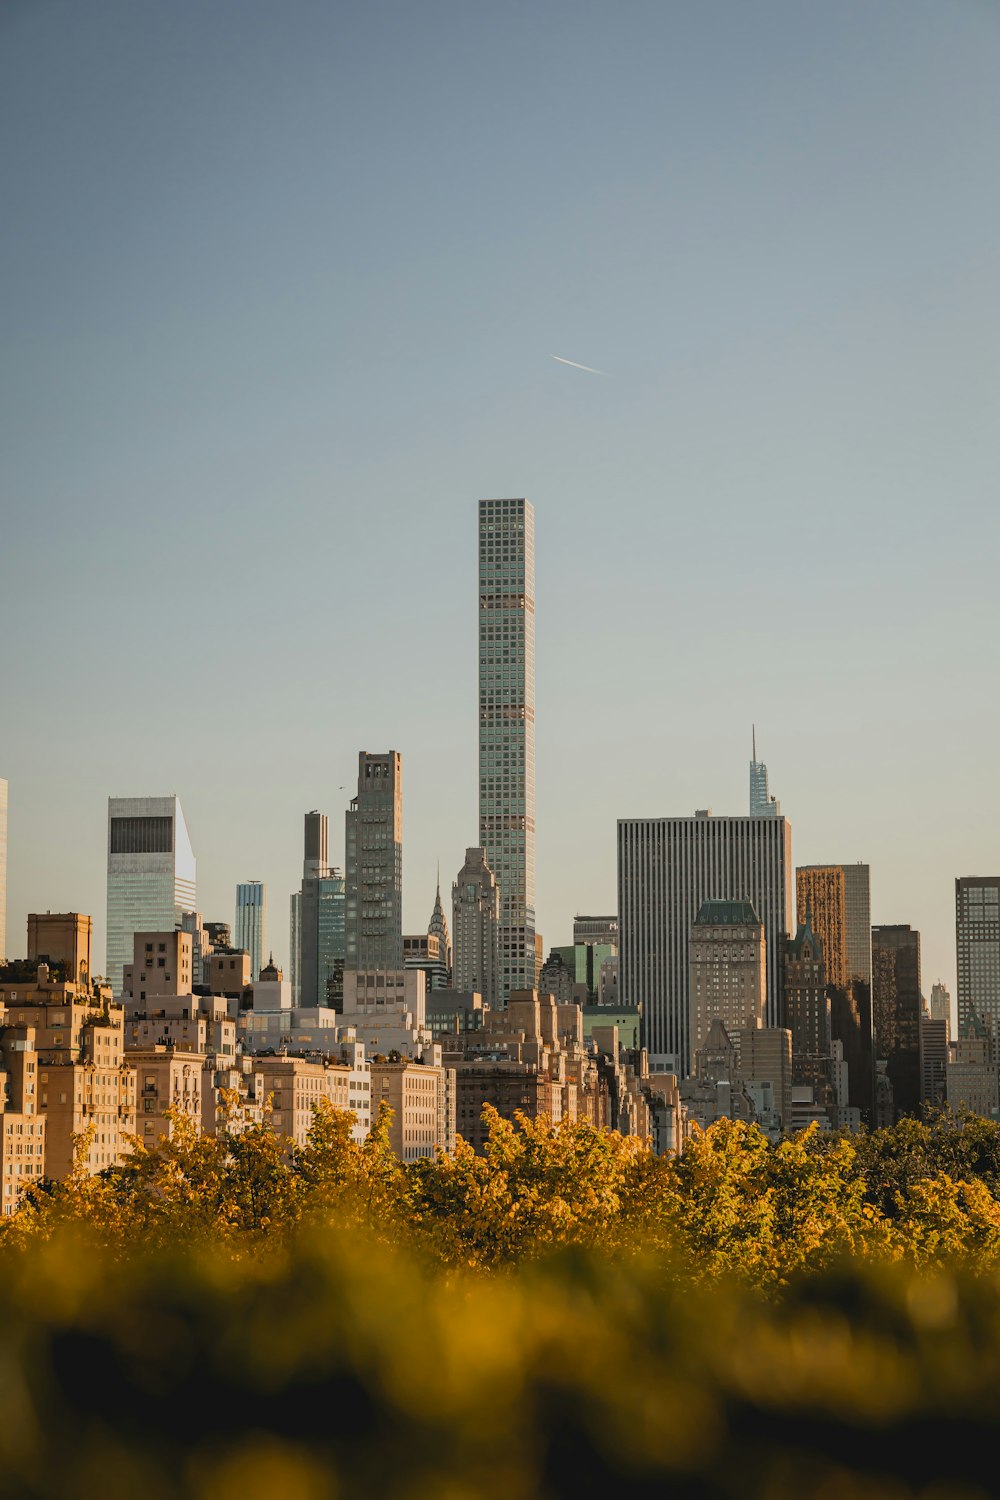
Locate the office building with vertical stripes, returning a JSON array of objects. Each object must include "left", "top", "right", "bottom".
[{"left": 618, "top": 811, "right": 793, "bottom": 1074}]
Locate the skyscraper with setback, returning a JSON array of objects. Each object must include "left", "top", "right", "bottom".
[{"left": 106, "top": 795, "right": 196, "bottom": 995}]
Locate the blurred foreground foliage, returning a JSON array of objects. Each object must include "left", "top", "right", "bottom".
[{"left": 5, "top": 1109, "right": 1000, "bottom": 1495}]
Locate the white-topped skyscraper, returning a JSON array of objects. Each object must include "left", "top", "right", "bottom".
[
  {"left": 749, "top": 727, "right": 780, "bottom": 817},
  {"left": 106, "top": 795, "right": 196, "bottom": 995},
  {"left": 478, "top": 498, "right": 536, "bottom": 1001},
  {"left": 234, "top": 881, "right": 267, "bottom": 980}
]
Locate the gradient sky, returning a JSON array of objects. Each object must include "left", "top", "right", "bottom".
[{"left": 2, "top": 1, "right": 998, "bottom": 1006}]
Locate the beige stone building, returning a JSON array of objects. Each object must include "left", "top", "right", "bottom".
[
  {"left": 370, "top": 1056, "right": 454, "bottom": 1162},
  {"left": 0, "top": 1025, "right": 46, "bottom": 1214},
  {"left": 132, "top": 1047, "right": 203, "bottom": 1143},
  {"left": 689, "top": 900, "right": 766, "bottom": 1060},
  {"left": 0, "top": 916, "right": 135, "bottom": 1177},
  {"left": 444, "top": 990, "right": 602, "bottom": 1149},
  {"left": 735, "top": 1021, "right": 794, "bottom": 1131}
]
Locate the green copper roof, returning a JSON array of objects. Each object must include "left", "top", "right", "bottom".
[{"left": 693, "top": 899, "right": 762, "bottom": 928}]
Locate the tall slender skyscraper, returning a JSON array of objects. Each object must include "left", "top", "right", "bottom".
[
  {"left": 749, "top": 728, "right": 779, "bottom": 817},
  {"left": 345, "top": 753, "right": 403, "bottom": 971},
  {"left": 0, "top": 777, "right": 7, "bottom": 964},
  {"left": 234, "top": 881, "right": 267, "bottom": 979},
  {"left": 106, "top": 795, "right": 196, "bottom": 995},
  {"left": 618, "top": 810, "right": 793, "bottom": 1073},
  {"left": 478, "top": 498, "right": 536, "bottom": 1001}
]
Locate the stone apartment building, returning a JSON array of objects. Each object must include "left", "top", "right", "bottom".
[
  {"left": 0, "top": 914, "right": 135, "bottom": 1177},
  {"left": 370, "top": 1056, "right": 454, "bottom": 1161},
  {"left": 0, "top": 1024, "right": 46, "bottom": 1214},
  {"left": 439, "top": 990, "right": 603, "bottom": 1150}
]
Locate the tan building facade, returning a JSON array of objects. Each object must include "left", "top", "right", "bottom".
[
  {"left": 795, "top": 866, "right": 848, "bottom": 991},
  {"left": 689, "top": 900, "right": 766, "bottom": 1060},
  {"left": 370, "top": 1057, "right": 453, "bottom": 1162}
]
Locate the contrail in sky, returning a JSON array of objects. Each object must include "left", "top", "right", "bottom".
[{"left": 550, "top": 354, "right": 609, "bottom": 376}]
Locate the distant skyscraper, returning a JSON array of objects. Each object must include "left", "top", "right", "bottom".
[
  {"left": 573, "top": 915, "right": 618, "bottom": 950},
  {"left": 345, "top": 754, "right": 403, "bottom": 971},
  {"left": 106, "top": 795, "right": 196, "bottom": 995},
  {"left": 929, "top": 980, "right": 951, "bottom": 1033},
  {"left": 618, "top": 811, "right": 793, "bottom": 1074},
  {"left": 955, "top": 878, "right": 1000, "bottom": 1040},
  {"left": 785, "top": 914, "right": 834, "bottom": 1110},
  {"left": 0, "top": 777, "right": 6, "bottom": 964},
  {"left": 478, "top": 498, "right": 536, "bottom": 1001},
  {"left": 842, "top": 863, "right": 873, "bottom": 986},
  {"left": 234, "top": 881, "right": 266, "bottom": 980},
  {"left": 795, "top": 866, "right": 847, "bottom": 990},
  {"left": 872, "top": 923, "right": 922, "bottom": 1121},
  {"left": 452, "top": 847, "right": 501, "bottom": 1010},
  {"left": 749, "top": 728, "right": 779, "bottom": 817},
  {"left": 427, "top": 874, "right": 452, "bottom": 987},
  {"left": 296, "top": 811, "right": 346, "bottom": 1009},
  {"left": 795, "top": 861, "right": 874, "bottom": 1122}
]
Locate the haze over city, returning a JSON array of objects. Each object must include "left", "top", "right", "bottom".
[{"left": 3, "top": 0, "right": 999, "bottom": 996}]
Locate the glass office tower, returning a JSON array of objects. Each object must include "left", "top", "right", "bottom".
[
  {"left": 234, "top": 880, "right": 267, "bottom": 980},
  {"left": 478, "top": 498, "right": 536, "bottom": 1002},
  {"left": 106, "top": 795, "right": 196, "bottom": 995}
]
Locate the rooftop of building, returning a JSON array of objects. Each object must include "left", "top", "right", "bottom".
[{"left": 693, "top": 899, "right": 762, "bottom": 928}]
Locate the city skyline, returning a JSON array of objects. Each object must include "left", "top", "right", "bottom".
[{"left": 3, "top": 2, "right": 999, "bottom": 998}]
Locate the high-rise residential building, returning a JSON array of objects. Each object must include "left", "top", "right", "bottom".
[
  {"left": 478, "top": 497, "right": 536, "bottom": 1001},
  {"left": 573, "top": 915, "right": 619, "bottom": 951},
  {"left": 618, "top": 811, "right": 793, "bottom": 1074},
  {"left": 345, "top": 753, "right": 403, "bottom": 973},
  {"left": 234, "top": 881, "right": 266, "bottom": 980},
  {"left": 295, "top": 812, "right": 347, "bottom": 1010},
  {"left": 289, "top": 892, "right": 301, "bottom": 1004},
  {"left": 452, "top": 846, "right": 501, "bottom": 1011},
  {"left": 106, "top": 795, "right": 196, "bottom": 996},
  {"left": 749, "top": 729, "right": 779, "bottom": 817},
  {"left": 872, "top": 924, "right": 922, "bottom": 1121},
  {"left": 795, "top": 867, "right": 847, "bottom": 991},
  {"left": 955, "top": 878, "right": 1000, "bottom": 1040},
  {"left": 427, "top": 876, "right": 452, "bottom": 987},
  {"left": 0, "top": 777, "right": 6, "bottom": 964},
  {"left": 688, "top": 900, "right": 766, "bottom": 1060}
]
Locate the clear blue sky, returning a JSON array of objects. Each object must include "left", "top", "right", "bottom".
[{"left": 2, "top": 0, "right": 998, "bottom": 1003}]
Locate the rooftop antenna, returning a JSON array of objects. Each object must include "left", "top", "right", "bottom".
[{"left": 752, "top": 723, "right": 756, "bottom": 762}]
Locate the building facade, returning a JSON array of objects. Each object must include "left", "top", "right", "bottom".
[
  {"left": 573, "top": 915, "right": 618, "bottom": 950},
  {"left": 345, "top": 753, "right": 403, "bottom": 972},
  {"left": 795, "top": 866, "right": 847, "bottom": 991},
  {"left": 297, "top": 812, "right": 346, "bottom": 1010},
  {"left": 106, "top": 795, "right": 196, "bottom": 995},
  {"left": 872, "top": 924, "right": 922, "bottom": 1121},
  {"left": 452, "top": 846, "right": 502, "bottom": 1011},
  {"left": 617, "top": 811, "right": 793, "bottom": 1074},
  {"left": 478, "top": 497, "right": 536, "bottom": 1001},
  {"left": 688, "top": 899, "right": 766, "bottom": 1060},
  {"left": 234, "top": 881, "right": 266, "bottom": 980},
  {"left": 955, "top": 878, "right": 1000, "bottom": 1041}
]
